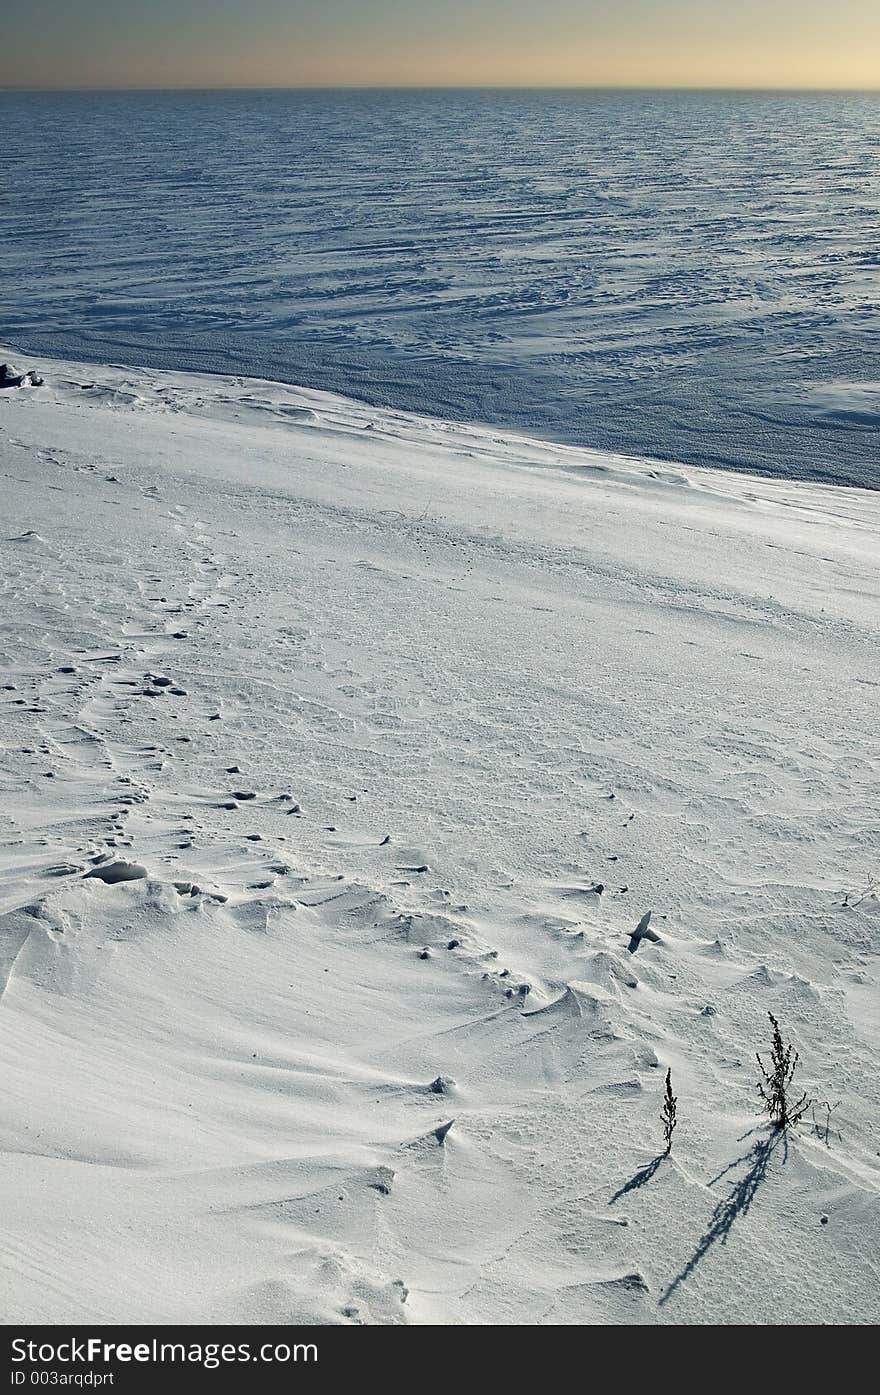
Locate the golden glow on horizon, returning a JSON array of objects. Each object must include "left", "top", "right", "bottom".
[{"left": 3, "top": 4, "right": 880, "bottom": 92}]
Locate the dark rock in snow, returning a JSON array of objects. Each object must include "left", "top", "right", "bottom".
[
  {"left": 627, "top": 910, "right": 661, "bottom": 954},
  {"left": 0, "top": 363, "right": 44, "bottom": 389},
  {"left": 429, "top": 1075, "right": 455, "bottom": 1094}
]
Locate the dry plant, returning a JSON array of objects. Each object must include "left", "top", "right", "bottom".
[
  {"left": 661, "top": 1067, "right": 678, "bottom": 1154},
  {"left": 756, "top": 1013, "right": 811, "bottom": 1130}
]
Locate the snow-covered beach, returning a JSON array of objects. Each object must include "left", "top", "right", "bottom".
[{"left": 1, "top": 350, "right": 878, "bottom": 1325}]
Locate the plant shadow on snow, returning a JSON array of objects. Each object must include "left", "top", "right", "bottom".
[
  {"left": 609, "top": 1153, "right": 666, "bottom": 1203},
  {"left": 660, "top": 1129, "right": 788, "bottom": 1305}
]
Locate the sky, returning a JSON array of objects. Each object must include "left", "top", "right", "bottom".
[{"left": 2, "top": 1, "right": 880, "bottom": 90}]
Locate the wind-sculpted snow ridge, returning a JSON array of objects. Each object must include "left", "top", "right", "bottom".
[{"left": 0, "top": 350, "right": 878, "bottom": 1324}]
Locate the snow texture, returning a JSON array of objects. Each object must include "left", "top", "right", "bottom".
[
  {"left": 0, "top": 349, "right": 878, "bottom": 1325},
  {"left": 2, "top": 89, "right": 880, "bottom": 487}
]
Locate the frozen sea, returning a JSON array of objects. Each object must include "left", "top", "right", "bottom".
[{"left": 3, "top": 87, "right": 880, "bottom": 487}]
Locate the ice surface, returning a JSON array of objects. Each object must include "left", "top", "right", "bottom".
[{"left": 2, "top": 89, "right": 880, "bottom": 486}]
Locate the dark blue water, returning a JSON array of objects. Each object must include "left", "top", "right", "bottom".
[{"left": 3, "top": 88, "right": 880, "bottom": 486}]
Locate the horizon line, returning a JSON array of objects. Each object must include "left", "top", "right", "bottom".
[{"left": 3, "top": 82, "right": 880, "bottom": 95}]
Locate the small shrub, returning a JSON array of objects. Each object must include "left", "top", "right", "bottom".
[
  {"left": 841, "top": 872, "right": 877, "bottom": 908},
  {"left": 661, "top": 1067, "right": 677, "bottom": 1154},
  {"left": 811, "top": 1099, "right": 842, "bottom": 1147},
  {"left": 756, "top": 1012, "right": 811, "bottom": 1131}
]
